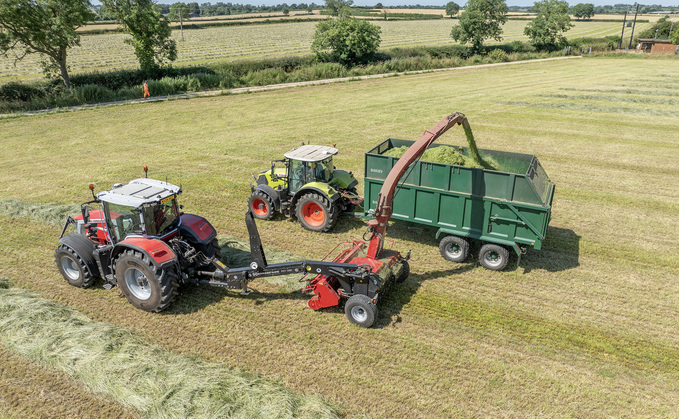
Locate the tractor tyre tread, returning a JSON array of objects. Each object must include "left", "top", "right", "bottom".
[
  {"left": 55, "top": 244, "right": 96, "bottom": 288},
  {"left": 249, "top": 190, "right": 275, "bottom": 221},
  {"left": 295, "top": 192, "right": 338, "bottom": 232},
  {"left": 114, "top": 249, "right": 179, "bottom": 312}
]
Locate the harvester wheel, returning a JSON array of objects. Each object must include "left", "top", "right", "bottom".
[
  {"left": 478, "top": 244, "right": 510, "bottom": 271},
  {"left": 395, "top": 259, "right": 410, "bottom": 283},
  {"left": 249, "top": 191, "right": 275, "bottom": 220},
  {"left": 296, "top": 192, "right": 338, "bottom": 232},
  {"left": 439, "top": 235, "right": 470, "bottom": 263},
  {"left": 55, "top": 245, "right": 96, "bottom": 288},
  {"left": 115, "top": 250, "right": 179, "bottom": 312},
  {"left": 345, "top": 294, "right": 378, "bottom": 328}
]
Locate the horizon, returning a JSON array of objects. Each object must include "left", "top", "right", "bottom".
[{"left": 89, "top": 1, "right": 679, "bottom": 8}]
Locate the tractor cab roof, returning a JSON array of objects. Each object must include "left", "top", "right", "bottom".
[
  {"left": 96, "top": 178, "right": 181, "bottom": 208},
  {"left": 284, "top": 145, "right": 338, "bottom": 162}
]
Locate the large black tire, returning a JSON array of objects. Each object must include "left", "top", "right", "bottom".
[
  {"left": 201, "top": 237, "right": 222, "bottom": 260},
  {"left": 439, "top": 235, "right": 470, "bottom": 263},
  {"left": 295, "top": 192, "right": 338, "bottom": 232},
  {"left": 395, "top": 259, "right": 410, "bottom": 283},
  {"left": 478, "top": 243, "right": 510, "bottom": 271},
  {"left": 55, "top": 244, "right": 96, "bottom": 288},
  {"left": 115, "top": 250, "right": 179, "bottom": 312},
  {"left": 344, "top": 294, "right": 378, "bottom": 328},
  {"left": 249, "top": 190, "right": 275, "bottom": 221}
]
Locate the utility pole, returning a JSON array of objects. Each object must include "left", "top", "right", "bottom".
[
  {"left": 628, "top": 3, "right": 640, "bottom": 49},
  {"left": 619, "top": 11, "right": 628, "bottom": 49}
]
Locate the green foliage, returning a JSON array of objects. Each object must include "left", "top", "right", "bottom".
[
  {"left": 0, "top": 82, "right": 46, "bottom": 102},
  {"left": 445, "top": 1, "right": 460, "bottom": 18},
  {"left": 524, "top": 0, "right": 573, "bottom": 51},
  {"left": 0, "top": 0, "right": 94, "bottom": 87},
  {"left": 324, "top": 0, "right": 353, "bottom": 17},
  {"left": 451, "top": 0, "right": 508, "bottom": 52},
  {"left": 101, "top": 0, "right": 177, "bottom": 74},
  {"left": 489, "top": 48, "right": 509, "bottom": 61},
  {"left": 572, "top": 3, "right": 594, "bottom": 20},
  {"left": 311, "top": 17, "right": 381, "bottom": 65},
  {"left": 637, "top": 17, "right": 677, "bottom": 40},
  {"left": 0, "top": 277, "right": 10, "bottom": 289},
  {"left": 167, "top": 2, "right": 190, "bottom": 21}
]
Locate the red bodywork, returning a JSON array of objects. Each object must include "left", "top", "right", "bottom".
[
  {"left": 120, "top": 237, "right": 176, "bottom": 265},
  {"left": 180, "top": 213, "right": 216, "bottom": 242}
]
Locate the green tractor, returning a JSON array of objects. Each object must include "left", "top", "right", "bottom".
[{"left": 249, "top": 145, "right": 362, "bottom": 232}]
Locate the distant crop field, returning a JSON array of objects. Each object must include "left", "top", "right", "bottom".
[
  {"left": 1, "top": 56, "right": 678, "bottom": 417},
  {"left": 0, "top": 20, "right": 652, "bottom": 82}
]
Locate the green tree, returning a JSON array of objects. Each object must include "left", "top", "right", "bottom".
[
  {"left": 450, "top": 0, "right": 508, "bottom": 52},
  {"left": 311, "top": 16, "right": 380, "bottom": 65},
  {"left": 0, "top": 0, "right": 94, "bottom": 88},
  {"left": 445, "top": 1, "right": 460, "bottom": 18},
  {"left": 324, "top": 0, "right": 352, "bottom": 17},
  {"left": 572, "top": 3, "right": 594, "bottom": 20},
  {"left": 638, "top": 16, "right": 675, "bottom": 39},
  {"left": 101, "top": 0, "right": 177, "bottom": 74},
  {"left": 524, "top": 0, "right": 572, "bottom": 50},
  {"left": 283, "top": 7, "right": 289, "bottom": 15},
  {"left": 168, "top": 2, "right": 189, "bottom": 41}
]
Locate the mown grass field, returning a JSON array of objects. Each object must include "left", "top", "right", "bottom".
[
  {"left": 0, "top": 19, "right": 653, "bottom": 82},
  {"left": 1, "top": 56, "right": 678, "bottom": 417}
]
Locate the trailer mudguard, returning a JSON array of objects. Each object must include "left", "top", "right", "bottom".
[
  {"left": 252, "top": 184, "right": 281, "bottom": 211},
  {"left": 180, "top": 214, "right": 217, "bottom": 246},
  {"left": 113, "top": 237, "right": 177, "bottom": 268},
  {"left": 58, "top": 234, "right": 99, "bottom": 278}
]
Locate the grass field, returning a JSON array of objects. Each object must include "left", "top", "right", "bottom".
[
  {"left": 0, "top": 19, "right": 653, "bottom": 82},
  {"left": 1, "top": 56, "right": 679, "bottom": 417}
]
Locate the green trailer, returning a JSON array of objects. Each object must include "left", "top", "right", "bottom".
[{"left": 364, "top": 138, "right": 555, "bottom": 270}]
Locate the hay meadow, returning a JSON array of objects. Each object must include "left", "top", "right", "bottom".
[{"left": 1, "top": 56, "right": 679, "bottom": 417}]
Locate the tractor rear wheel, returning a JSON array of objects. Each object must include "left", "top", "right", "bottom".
[
  {"left": 249, "top": 191, "right": 275, "bottom": 220},
  {"left": 115, "top": 250, "right": 178, "bottom": 312},
  {"left": 439, "top": 235, "right": 470, "bottom": 263},
  {"left": 55, "top": 245, "right": 95, "bottom": 288},
  {"left": 345, "top": 294, "right": 378, "bottom": 328},
  {"left": 478, "top": 244, "right": 510, "bottom": 271},
  {"left": 296, "top": 192, "right": 338, "bottom": 232}
]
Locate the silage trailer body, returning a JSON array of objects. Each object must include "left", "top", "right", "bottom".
[{"left": 364, "top": 138, "right": 555, "bottom": 268}]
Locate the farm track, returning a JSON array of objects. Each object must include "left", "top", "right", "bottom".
[
  {"left": 1, "top": 57, "right": 679, "bottom": 417},
  {"left": 0, "top": 56, "right": 582, "bottom": 119}
]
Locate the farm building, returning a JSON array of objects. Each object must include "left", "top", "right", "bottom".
[{"left": 636, "top": 38, "right": 679, "bottom": 54}]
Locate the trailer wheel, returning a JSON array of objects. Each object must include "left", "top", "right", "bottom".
[
  {"left": 345, "top": 294, "right": 378, "bottom": 328},
  {"left": 478, "top": 244, "right": 510, "bottom": 271},
  {"left": 249, "top": 191, "right": 275, "bottom": 220},
  {"left": 395, "top": 259, "right": 410, "bottom": 283},
  {"left": 55, "top": 245, "right": 95, "bottom": 288},
  {"left": 296, "top": 192, "right": 338, "bottom": 232},
  {"left": 439, "top": 236, "right": 470, "bottom": 263},
  {"left": 115, "top": 250, "right": 178, "bottom": 312}
]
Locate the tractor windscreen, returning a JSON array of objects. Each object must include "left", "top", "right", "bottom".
[
  {"left": 106, "top": 203, "right": 143, "bottom": 241},
  {"left": 311, "top": 157, "right": 333, "bottom": 183},
  {"left": 143, "top": 199, "right": 179, "bottom": 237}
]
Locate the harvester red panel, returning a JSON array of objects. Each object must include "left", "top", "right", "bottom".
[
  {"left": 181, "top": 214, "right": 216, "bottom": 241},
  {"left": 121, "top": 237, "right": 176, "bottom": 265}
]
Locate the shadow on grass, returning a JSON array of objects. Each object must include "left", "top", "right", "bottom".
[{"left": 521, "top": 226, "right": 581, "bottom": 273}]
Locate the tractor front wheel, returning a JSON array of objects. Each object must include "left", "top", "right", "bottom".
[
  {"left": 478, "top": 244, "right": 510, "bottom": 271},
  {"left": 55, "top": 245, "right": 95, "bottom": 288},
  {"left": 439, "top": 235, "right": 470, "bottom": 263},
  {"left": 115, "top": 250, "right": 178, "bottom": 312},
  {"left": 296, "top": 192, "right": 338, "bottom": 232},
  {"left": 344, "top": 294, "right": 378, "bottom": 328},
  {"left": 249, "top": 191, "right": 275, "bottom": 220}
]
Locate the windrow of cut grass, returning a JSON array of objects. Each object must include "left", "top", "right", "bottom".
[
  {"left": 0, "top": 284, "right": 340, "bottom": 418},
  {"left": 1, "top": 57, "right": 679, "bottom": 417}
]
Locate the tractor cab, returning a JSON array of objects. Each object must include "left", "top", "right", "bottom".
[
  {"left": 284, "top": 145, "right": 337, "bottom": 193},
  {"left": 79, "top": 178, "right": 182, "bottom": 244}
]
